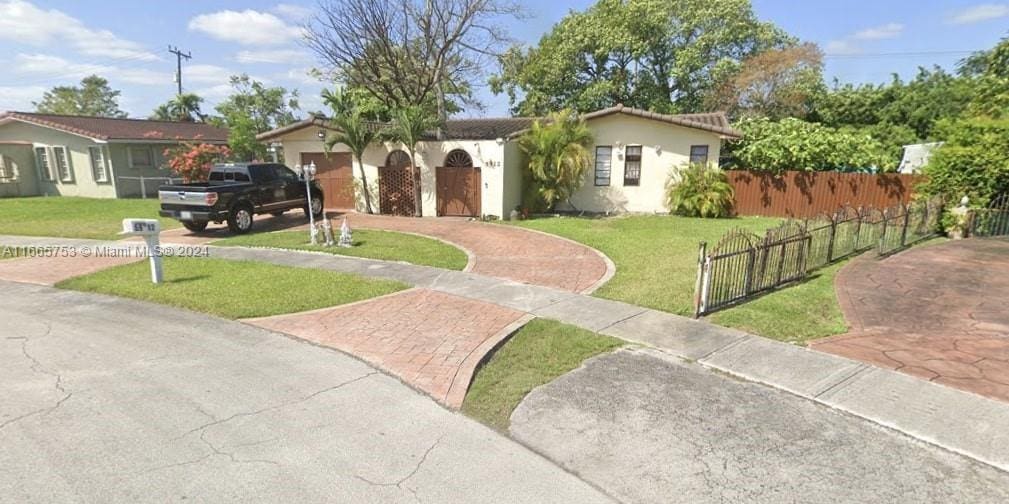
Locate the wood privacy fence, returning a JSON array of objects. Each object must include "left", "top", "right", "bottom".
[
  {"left": 727, "top": 170, "right": 924, "bottom": 218},
  {"left": 693, "top": 196, "right": 944, "bottom": 316}
]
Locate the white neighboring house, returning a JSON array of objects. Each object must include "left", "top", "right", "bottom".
[
  {"left": 257, "top": 104, "right": 741, "bottom": 218},
  {"left": 897, "top": 142, "right": 943, "bottom": 174}
]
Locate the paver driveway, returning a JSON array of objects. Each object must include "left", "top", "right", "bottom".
[{"left": 813, "top": 238, "right": 1009, "bottom": 402}]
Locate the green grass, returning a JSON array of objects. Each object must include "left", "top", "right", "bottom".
[
  {"left": 512, "top": 215, "right": 779, "bottom": 315},
  {"left": 56, "top": 257, "right": 407, "bottom": 319},
  {"left": 0, "top": 197, "right": 178, "bottom": 240},
  {"left": 461, "top": 318, "right": 624, "bottom": 431},
  {"left": 709, "top": 261, "right": 849, "bottom": 343},
  {"left": 212, "top": 229, "right": 469, "bottom": 270}
]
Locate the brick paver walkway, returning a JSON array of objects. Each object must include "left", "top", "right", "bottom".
[
  {"left": 245, "top": 288, "right": 529, "bottom": 408},
  {"left": 812, "top": 238, "right": 1009, "bottom": 402},
  {"left": 0, "top": 255, "right": 140, "bottom": 285}
]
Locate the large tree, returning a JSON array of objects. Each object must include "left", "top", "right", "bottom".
[
  {"left": 707, "top": 43, "right": 825, "bottom": 120},
  {"left": 213, "top": 74, "right": 300, "bottom": 161},
  {"left": 34, "top": 75, "right": 126, "bottom": 117},
  {"left": 305, "top": 0, "right": 521, "bottom": 127},
  {"left": 490, "top": 0, "right": 790, "bottom": 115},
  {"left": 150, "top": 93, "right": 206, "bottom": 122}
]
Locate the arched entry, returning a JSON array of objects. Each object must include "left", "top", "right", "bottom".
[
  {"left": 436, "top": 149, "right": 481, "bottom": 217},
  {"left": 378, "top": 150, "right": 415, "bottom": 216}
]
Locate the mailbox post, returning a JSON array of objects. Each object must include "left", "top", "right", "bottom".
[
  {"left": 120, "top": 218, "right": 163, "bottom": 283},
  {"left": 302, "top": 161, "right": 319, "bottom": 245}
]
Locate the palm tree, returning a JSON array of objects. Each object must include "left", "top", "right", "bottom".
[
  {"left": 518, "top": 109, "right": 594, "bottom": 211},
  {"left": 151, "top": 93, "right": 205, "bottom": 122},
  {"left": 325, "top": 112, "right": 377, "bottom": 213},
  {"left": 382, "top": 106, "right": 440, "bottom": 217}
]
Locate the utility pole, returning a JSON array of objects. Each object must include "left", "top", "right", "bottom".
[{"left": 167, "top": 45, "right": 191, "bottom": 95}]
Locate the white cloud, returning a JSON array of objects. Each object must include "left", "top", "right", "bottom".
[
  {"left": 188, "top": 9, "right": 303, "bottom": 45},
  {"left": 0, "top": 85, "right": 46, "bottom": 111},
  {"left": 236, "top": 49, "right": 311, "bottom": 64},
  {"left": 13, "top": 53, "right": 169, "bottom": 86},
  {"left": 851, "top": 22, "right": 904, "bottom": 40},
  {"left": 824, "top": 40, "right": 861, "bottom": 55},
  {"left": 0, "top": 0, "right": 157, "bottom": 61},
  {"left": 274, "top": 3, "right": 313, "bottom": 21},
  {"left": 184, "top": 64, "right": 239, "bottom": 85},
  {"left": 279, "top": 67, "right": 323, "bottom": 85},
  {"left": 950, "top": 3, "right": 1009, "bottom": 24}
]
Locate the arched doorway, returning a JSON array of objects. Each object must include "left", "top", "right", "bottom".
[
  {"left": 436, "top": 149, "right": 481, "bottom": 217},
  {"left": 378, "top": 150, "right": 415, "bottom": 216}
]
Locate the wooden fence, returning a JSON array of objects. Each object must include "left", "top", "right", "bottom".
[{"left": 727, "top": 170, "right": 923, "bottom": 218}]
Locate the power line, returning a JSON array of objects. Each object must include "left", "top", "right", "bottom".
[
  {"left": 167, "top": 45, "right": 192, "bottom": 95},
  {"left": 824, "top": 49, "right": 979, "bottom": 60}
]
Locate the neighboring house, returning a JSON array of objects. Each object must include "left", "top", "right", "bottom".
[
  {"left": 257, "top": 104, "right": 741, "bottom": 218},
  {"left": 897, "top": 142, "right": 943, "bottom": 174},
  {"left": 0, "top": 112, "right": 228, "bottom": 199}
]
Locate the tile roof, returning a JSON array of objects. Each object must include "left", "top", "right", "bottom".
[
  {"left": 580, "top": 105, "right": 741, "bottom": 138},
  {"left": 0, "top": 112, "right": 230, "bottom": 142}
]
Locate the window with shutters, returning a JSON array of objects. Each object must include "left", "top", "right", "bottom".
[
  {"left": 89, "top": 146, "right": 109, "bottom": 182},
  {"left": 52, "top": 146, "right": 72, "bottom": 182},
  {"left": 594, "top": 146, "right": 612, "bottom": 186},
  {"left": 624, "top": 145, "right": 642, "bottom": 186},
  {"left": 35, "top": 147, "right": 53, "bottom": 180}
]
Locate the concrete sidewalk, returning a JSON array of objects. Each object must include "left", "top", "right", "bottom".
[
  {"left": 0, "top": 281, "right": 613, "bottom": 503},
  {"left": 4, "top": 234, "right": 1009, "bottom": 473}
]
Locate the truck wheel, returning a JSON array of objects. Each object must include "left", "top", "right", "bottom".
[
  {"left": 182, "top": 220, "right": 208, "bottom": 232},
  {"left": 228, "top": 205, "right": 254, "bottom": 234},
  {"left": 305, "top": 193, "right": 324, "bottom": 219}
]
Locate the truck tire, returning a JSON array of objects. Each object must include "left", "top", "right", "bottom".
[
  {"left": 182, "top": 220, "right": 208, "bottom": 232},
  {"left": 304, "top": 192, "right": 324, "bottom": 219},
  {"left": 228, "top": 204, "right": 255, "bottom": 234}
]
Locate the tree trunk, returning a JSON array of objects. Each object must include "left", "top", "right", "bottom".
[
  {"left": 435, "top": 79, "right": 446, "bottom": 141},
  {"left": 409, "top": 148, "right": 423, "bottom": 217},
  {"left": 357, "top": 155, "right": 374, "bottom": 214}
]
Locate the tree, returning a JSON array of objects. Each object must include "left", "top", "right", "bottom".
[
  {"left": 517, "top": 109, "right": 594, "bottom": 211},
  {"left": 708, "top": 43, "right": 825, "bottom": 120},
  {"left": 164, "top": 142, "right": 231, "bottom": 182},
  {"left": 34, "top": 75, "right": 126, "bottom": 117},
  {"left": 305, "top": 0, "right": 521, "bottom": 125},
  {"left": 323, "top": 89, "right": 379, "bottom": 213},
  {"left": 490, "top": 0, "right": 791, "bottom": 115},
  {"left": 727, "top": 117, "right": 891, "bottom": 173},
  {"left": 150, "top": 93, "right": 206, "bottom": 122},
  {"left": 381, "top": 106, "right": 441, "bottom": 216},
  {"left": 919, "top": 117, "right": 1009, "bottom": 204},
  {"left": 213, "top": 75, "right": 300, "bottom": 161}
]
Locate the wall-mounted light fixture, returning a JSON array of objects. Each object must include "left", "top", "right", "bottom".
[
  {"left": 614, "top": 140, "right": 624, "bottom": 150},
  {"left": 317, "top": 129, "right": 326, "bottom": 140},
  {"left": 655, "top": 144, "right": 663, "bottom": 156}
]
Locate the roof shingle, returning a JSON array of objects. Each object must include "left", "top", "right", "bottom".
[{"left": 0, "top": 112, "right": 230, "bottom": 142}]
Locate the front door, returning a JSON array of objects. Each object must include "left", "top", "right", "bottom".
[
  {"left": 436, "top": 166, "right": 481, "bottom": 217},
  {"left": 301, "top": 152, "right": 354, "bottom": 210}
]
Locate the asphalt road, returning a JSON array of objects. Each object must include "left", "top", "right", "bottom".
[
  {"left": 511, "top": 348, "right": 1009, "bottom": 504},
  {"left": 0, "top": 281, "right": 613, "bottom": 503}
]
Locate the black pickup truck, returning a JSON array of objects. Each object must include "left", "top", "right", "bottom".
[{"left": 158, "top": 163, "right": 324, "bottom": 234}]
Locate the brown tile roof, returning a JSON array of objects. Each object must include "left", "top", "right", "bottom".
[
  {"left": 580, "top": 105, "right": 741, "bottom": 138},
  {"left": 0, "top": 111, "right": 229, "bottom": 142}
]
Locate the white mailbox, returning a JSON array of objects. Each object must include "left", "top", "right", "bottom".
[{"left": 120, "top": 218, "right": 163, "bottom": 284}]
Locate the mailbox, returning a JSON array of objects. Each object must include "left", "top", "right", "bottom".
[{"left": 120, "top": 218, "right": 163, "bottom": 284}]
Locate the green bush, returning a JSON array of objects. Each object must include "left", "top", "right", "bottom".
[
  {"left": 728, "top": 117, "right": 892, "bottom": 174},
  {"left": 666, "top": 164, "right": 735, "bottom": 218},
  {"left": 919, "top": 117, "right": 1009, "bottom": 204}
]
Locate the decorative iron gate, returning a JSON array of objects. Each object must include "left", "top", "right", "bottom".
[
  {"left": 378, "top": 165, "right": 415, "bottom": 217},
  {"left": 971, "top": 193, "right": 1009, "bottom": 237}
]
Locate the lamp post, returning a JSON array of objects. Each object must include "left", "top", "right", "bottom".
[{"left": 303, "top": 161, "right": 318, "bottom": 245}]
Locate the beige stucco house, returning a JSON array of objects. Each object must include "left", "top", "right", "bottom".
[
  {"left": 0, "top": 112, "right": 228, "bottom": 199},
  {"left": 257, "top": 105, "right": 741, "bottom": 219}
]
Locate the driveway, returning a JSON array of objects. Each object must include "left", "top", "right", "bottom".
[
  {"left": 510, "top": 348, "right": 1009, "bottom": 503},
  {"left": 0, "top": 281, "right": 612, "bottom": 503},
  {"left": 813, "top": 238, "right": 1009, "bottom": 402}
]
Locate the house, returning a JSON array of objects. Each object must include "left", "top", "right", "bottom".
[
  {"left": 0, "top": 112, "right": 229, "bottom": 198},
  {"left": 256, "top": 104, "right": 741, "bottom": 218},
  {"left": 897, "top": 142, "right": 942, "bottom": 174}
]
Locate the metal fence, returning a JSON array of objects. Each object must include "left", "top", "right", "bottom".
[
  {"left": 971, "top": 193, "right": 1009, "bottom": 237},
  {"left": 694, "top": 196, "right": 943, "bottom": 316}
]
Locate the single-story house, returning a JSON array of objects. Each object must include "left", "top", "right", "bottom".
[
  {"left": 256, "top": 104, "right": 741, "bottom": 218},
  {"left": 0, "top": 112, "right": 229, "bottom": 198}
]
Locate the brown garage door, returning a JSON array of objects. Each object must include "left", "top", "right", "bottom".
[
  {"left": 436, "top": 166, "right": 481, "bottom": 217},
  {"left": 301, "top": 152, "right": 355, "bottom": 210}
]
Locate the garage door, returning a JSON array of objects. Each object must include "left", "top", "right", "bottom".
[{"left": 301, "top": 152, "right": 354, "bottom": 210}]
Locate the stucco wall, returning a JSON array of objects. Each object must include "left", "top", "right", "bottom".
[
  {"left": 501, "top": 140, "right": 524, "bottom": 218},
  {"left": 272, "top": 126, "right": 509, "bottom": 218},
  {"left": 0, "top": 144, "right": 38, "bottom": 197},
  {"left": 0, "top": 121, "right": 116, "bottom": 198},
  {"left": 563, "top": 114, "right": 725, "bottom": 214},
  {"left": 108, "top": 143, "right": 177, "bottom": 198}
]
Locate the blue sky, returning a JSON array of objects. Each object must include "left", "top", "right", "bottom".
[{"left": 0, "top": 0, "right": 1006, "bottom": 119}]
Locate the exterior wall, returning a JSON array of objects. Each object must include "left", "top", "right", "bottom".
[
  {"left": 107, "top": 143, "right": 177, "bottom": 198},
  {"left": 0, "top": 144, "right": 38, "bottom": 197},
  {"left": 0, "top": 121, "right": 116, "bottom": 198},
  {"left": 563, "top": 114, "right": 725, "bottom": 214},
  {"left": 271, "top": 127, "right": 510, "bottom": 218},
  {"left": 501, "top": 140, "right": 524, "bottom": 219}
]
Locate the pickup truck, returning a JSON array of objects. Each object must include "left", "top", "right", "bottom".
[{"left": 158, "top": 163, "right": 324, "bottom": 234}]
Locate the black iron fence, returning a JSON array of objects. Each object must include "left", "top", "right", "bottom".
[
  {"left": 694, "top": 197, "right": 943, "bottom": 316},
  {"left": 970, "top": 193, "right": 1009, "bottom": 237}
]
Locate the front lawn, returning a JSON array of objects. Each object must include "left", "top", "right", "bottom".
[
  {"left": 212, "top": 229, "right": 469, "bottom": 270},
  {"left": 0, "top": 197, "right": 177, "bottom": 240},
  {"left": 56, "top": 257, "right": 406, "bottom": 319},
  {"left": 462, "top": 318, "right": 623, "bottom": 431},
  {"left": 511, "top": 215, "right": 853, "bottom": 342}
]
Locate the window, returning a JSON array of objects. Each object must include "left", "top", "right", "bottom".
[
  {"left": 52, "top": 146, "right": 72, "bottom": 182},
  {"left": 234, "top": 171, "right": 250, "bottom": 182},
  {"left": 272, "top": 165, "right": 298, "bottom": 182},
  {"left": 594, "top": 146, "right": 612, "bottom": 186},
  {"left": 689, "top": 145, "right": 710, "bottom": 165},
  {"left": 89, "top": 147, "right": 108, "bottom": 183},
  {"left": 129, "top": 146, "right": 153, "bottom": 168},
  {"left": 624, "top": 145, "right": 642, "bottom": 186},
  {"left": 35, "top": 147, "right": 52, "bottom": 181},
  {"left": 0, "top": 156, "right": 15, "bottom": 181}
]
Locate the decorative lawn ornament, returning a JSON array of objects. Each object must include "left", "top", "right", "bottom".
[
  {"left": 338, "top": 216, "right": 353, "bottom": 248},
  {"left": 321, "top": 218, "right": 335, "bottom": 247}
]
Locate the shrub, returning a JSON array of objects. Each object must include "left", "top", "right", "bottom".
[
  {"left": 919, "top": 116, "right": 1009, "bottom": 204},
  {"left": 666, "top": 164, "right": 735, "bottom": 218},
  {"left": 164, "top": 142, "right": 230, "bottom": 183},
  {"left": 518, "top": 109, "right": 593, "bottom": 211}
]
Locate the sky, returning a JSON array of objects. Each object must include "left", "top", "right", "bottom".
[{"left": 0, "top": 0, "right": 1007, "bottom": 120}]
